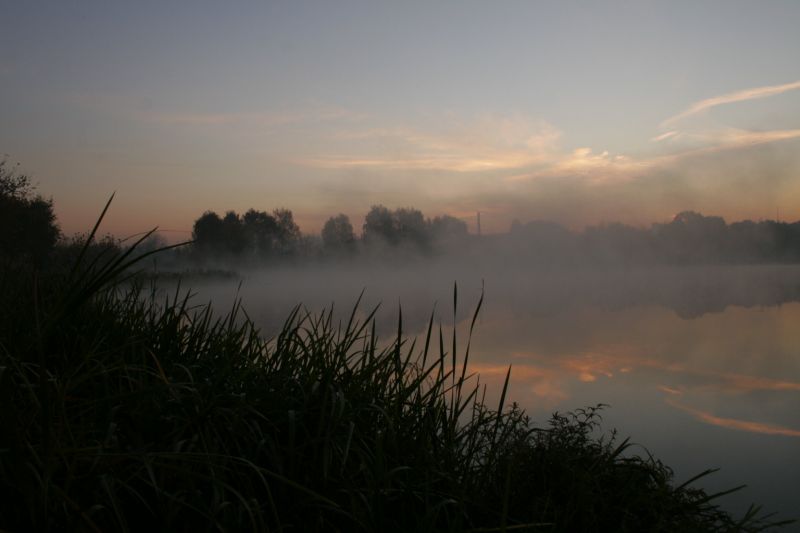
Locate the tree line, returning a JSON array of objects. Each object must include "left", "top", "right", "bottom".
[
  {"left": 192, "top": 208, "right": 303, "bottom": 258},
  {"left": 190, "top": 204, "right": 800, "bottom": 265},
  {"left": 507, "top": 211, "right": 800, "bottom": 265},
  {"left": 190, "top": 205, "right": 469, "bottom": 260}
]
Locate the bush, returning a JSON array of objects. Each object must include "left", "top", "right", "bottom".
[{"left": 0, "top": 159, "right": 60, "bottom": 265}]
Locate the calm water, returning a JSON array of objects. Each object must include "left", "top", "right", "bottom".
[
  {"left": 466, "top": 301, "right": 800, "bottom": 525},
  {"left": 174, "top": 263, "right": 800, "bottom": 525}
]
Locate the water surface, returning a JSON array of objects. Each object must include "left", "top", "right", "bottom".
[{"left": 172, "top": 263, "right": 800, "bottom": 525}]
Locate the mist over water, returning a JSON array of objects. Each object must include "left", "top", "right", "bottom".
[
  {"left": 173, "top": 260, "right": 800, "bottom": 333},
  {"left": 159, "top": 260, "right": 800, "bottom": 523},
  {"left": 140, "top": 201, "right": 800, "bottom": 526}
]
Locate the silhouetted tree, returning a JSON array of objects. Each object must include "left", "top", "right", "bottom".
[
  {"left": 430, "top": 214, "right": 468, "bottom": 243},
  {"left": 221, "top": 211, "right": 246, "bottom": 255},
  {"left": 273, "top": 208, "right": 301, "bottom": 256},
  {"left": 653, "top": 211, "right": 727, "bottom": 263},
  {"left": 192, "top": 211, "right": 224, "bottom": 254},
  {"left": 363, "top": 205, "right": 433, "bottom": 249},
  {"left": 243, "top": 209, "right": 278, "bottom": 256},
  {"left": 394, "top": 208, "right": 429, "bottom": 248},
  {"left": 363, "top": 205, "right": 396, "bottom": 245},
  {"left": 0, "top": 159, "right": 59, "bottom": 264},
  {"left": 322, "top": 214, "right": 356, "bottom": 254},
  {"left": 192, "top": 207, "right": 303, "bottom": 259}
]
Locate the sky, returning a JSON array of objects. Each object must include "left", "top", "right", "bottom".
[{"left": 2, "top": 1, "right": 800, "bottom": 238}]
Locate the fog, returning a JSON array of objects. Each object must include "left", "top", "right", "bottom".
[
  {"left": 154, "top": 258, "right": 800, "bottom": 339},
  {"left": 150, "top": 259, "right": 800, "bottom": 523}
]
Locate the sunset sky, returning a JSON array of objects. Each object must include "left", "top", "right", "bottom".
[{"left": 2, "top": 1, "right": 800, "bottom": 238}]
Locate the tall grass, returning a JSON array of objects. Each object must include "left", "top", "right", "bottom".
[{"left": 0, "top": 208, "right": 793, "bottom": 532}]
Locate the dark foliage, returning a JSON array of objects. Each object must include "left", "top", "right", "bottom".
[
  {"left": 363, "top": 205, "right": 433, "bottom": 250},
  {"left": 192, "top": 207, "right": 302, "bottom": 260},
  {"left": 0, "top": 159, "right": 60, "bottom": 265},
  {"left": 322, "top": 213, "right": 356, "bottom": 254}
]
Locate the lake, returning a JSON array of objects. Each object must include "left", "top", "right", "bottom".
[{"left": 170, "top": 262, "right": 800, "bottom": 526}]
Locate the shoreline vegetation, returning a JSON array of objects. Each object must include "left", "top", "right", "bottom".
[{"left": 0, "top": 207, "right": 795, "bottom": 532}]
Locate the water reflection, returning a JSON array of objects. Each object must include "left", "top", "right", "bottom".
[
  {"left": 462, "top": 299, "right": 799, "bottom": 432},
  {"left": 464, "top": 303, "right": 800, "bottom": 435},
  {"left": 167, "top": 264, "right": 800, "bottom": 522},
  {"left": 456, "top": 299, "right": 799, "bottom": 522},
  {"left": 666, "top": 399, "right": 800, "bottom": 438}
]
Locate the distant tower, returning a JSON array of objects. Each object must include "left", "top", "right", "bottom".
[{"left": 477, "top": 211, "right": 482, "bottom": 236}]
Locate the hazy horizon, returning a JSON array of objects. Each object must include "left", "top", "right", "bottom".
[{"left": 2, "top": 2, "right": 800, "bottom": 238}]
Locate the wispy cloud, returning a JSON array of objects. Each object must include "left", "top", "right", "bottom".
[
  {"left": 646, "top": 128, "right": 800, "bottom": 165},
  {"left": 651, "top": 130, "right": 679, "bottom": 142},
  {"left": 530, "top": 126, "right": 800, "bottom": 184},
  {"left": 705, "top": 127, "right": 800, "bottom": 147},
  {"left": 301, "top": 100, "right": 800, "bottom": 192},
  {"left": 304, "top": 155, "right": 542, "bottom": 172},
  {"left": 527, "top": 148, "right": 658, "bottom": 183},
  {"left": 304, "top": 117, "right": 670, "bottom": 185},
  {"left": 304, "top": 118, "right": 562, "bottom": 173},
  {"left": 661, "top": 79, "right": 800, "bottom": 128}
]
